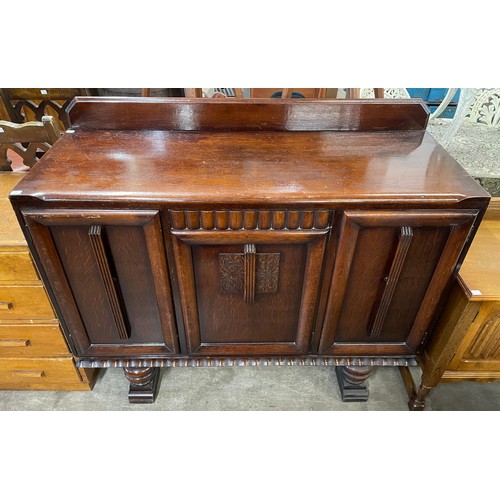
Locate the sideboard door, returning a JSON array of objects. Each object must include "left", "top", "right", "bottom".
[
  {"left": 168, "top": 209, "right": 331, "bottom": 356},
  {"left": 319, "top": 210, "right": 478, "bottom": 356},
  {"left": 23, "top": 209, "right": 179, "bottom": 358}
]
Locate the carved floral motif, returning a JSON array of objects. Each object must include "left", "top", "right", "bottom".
[
  {"left": 219, "top": 252, "right": 280, "bottom": 294},
  {"left": 256, "top": 253, "right": 280, "bottom": 293},
  {"left": 219, "top": 254, "right": 244, "bottom": 293}
]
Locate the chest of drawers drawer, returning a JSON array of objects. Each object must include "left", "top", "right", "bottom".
[
  {"left": 0, "top": 285, "right": 56, "bottom": 321},
  {"left": 0, "top": 324, "right": 68, "bottom": 357},
  {"left": 0, "top": 249, "right": 39, "bottom": 283},
  {"left": 0, "top": 356, "right": 94, "bottom": 391}
]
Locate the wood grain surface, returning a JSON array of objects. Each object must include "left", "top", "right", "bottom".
[
  {"left": 458, "top": 218, "right": 500, "bottom": 301},
  {"left": 11, "top": 129, "right": 487, "bottom": 207},
  {"left": 0, "top": 173, "right": 26, "bottom": 246},
  {"left": 67, "top": 97, "right": 429, "bottom": 131}
]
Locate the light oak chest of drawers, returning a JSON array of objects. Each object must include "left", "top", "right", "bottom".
[{"left": 0, "top": 173, "right": 95, "bottom": 390}]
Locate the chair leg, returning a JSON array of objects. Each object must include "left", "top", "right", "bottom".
[
  {"left": 348, "top": 88, "right": 361, "bottom": 99},
  {"left": 440, "top": 88, "right": 477, "bottom": 147},
  {"left": 430, "top": 88, "right": 458, "bottom": 119}
]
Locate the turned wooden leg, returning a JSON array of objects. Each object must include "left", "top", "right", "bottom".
[
  {"left": 399, "top": 366, "right": 429, "bottom": 411},
  {"left": 335, "top": 365, "right": 372, "bottom": 402},
  {"left": 123, "top": 367, "right": 161, "bottom": 404},
  {"left": 409, "top": 383, "right": 431, "bottom": 411}
]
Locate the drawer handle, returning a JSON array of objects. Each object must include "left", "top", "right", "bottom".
[
  {"left": 12, "top": 370, "right": 45, "bottom": 378},
  {"left": 0, "top": 339, "right": 30, "bottom": 347},
  {"left": 0, "top": 301, "right": 13, "bottom": 311}
]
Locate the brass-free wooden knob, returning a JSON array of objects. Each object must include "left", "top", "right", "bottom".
[
  {"left": 12, "top": 370, "right": 45, "bottom": 378},
  {"left": 0, "top": 339, "right": 30, "bottom": 347}
]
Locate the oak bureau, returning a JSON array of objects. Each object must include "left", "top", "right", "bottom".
[{"left": 9, "top": 97, "right": 490, "bottom": 405}]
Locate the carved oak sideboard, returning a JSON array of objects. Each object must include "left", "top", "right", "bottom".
[{"left": 9, "top": 97, "right": 490, "bottom": 405}]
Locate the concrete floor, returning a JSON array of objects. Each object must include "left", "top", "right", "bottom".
[
  {"left": 2, "top": 116, "right": 500, "bottom": 412},
  {"left": 2, "top": 365, "right": 500, "bottom": 410}
]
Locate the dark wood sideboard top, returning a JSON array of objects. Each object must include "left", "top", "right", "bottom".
[{"left": 10, "top": 98, "right": 489, "bottom": 208}]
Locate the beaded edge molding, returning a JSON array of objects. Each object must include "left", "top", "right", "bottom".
[{"left": 77, "top": 356, "right": 418, "bottom": 368}]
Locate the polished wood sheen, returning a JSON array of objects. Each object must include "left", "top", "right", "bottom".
[
  {"left": 67, "top": 97, "right": 429, "bottom": 131},
  {"left": 10, "top": 98, "right": 490, "bottom": 404}
]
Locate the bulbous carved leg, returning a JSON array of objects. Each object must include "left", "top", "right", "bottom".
[
  {"left": 123, "top": 367, "right": 160, "bottom": 404},
  {"left": 335, "top": 365, "right": 372, "bottom": 402}
]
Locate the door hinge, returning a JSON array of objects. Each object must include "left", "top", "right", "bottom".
[
  {"left": 418, "top": 331, "right": 430, "bottom": 352},
  {"left": 466, "top": 225, "right": 475, "bottom": 243},
  {"left": 309, "top": 331, "right": 316, "bottom": 350}
]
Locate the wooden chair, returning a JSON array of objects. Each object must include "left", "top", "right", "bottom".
[
  {"left": 0, "top": 116, "right": 62, "bottom": 171},
  {"left": 250, "top": 88, "right": 327, "bottom": 98},
  {"left": 349, "top": 88, "right": 385, "bottom": 98},
  {"left": 184, "top": 88, "right": 205, "bottom": 98},
  {"left": 184, "top": 88, "right": 388, "bottom": 99},
  {"left": 139, "top": 89, "right": 183, "bottom": 97},
  {"left": 184, "top": 88, "right": 328, "bottom": 99},
  {"left": 0, "top": 88, "right": 90, "bottom": 130},
  {"left": 184, "top": 88, "right": 244, "bottom": 98}
]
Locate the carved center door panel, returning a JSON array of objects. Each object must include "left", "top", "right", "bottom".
[
  {"left": 319, "top": 210, "right": 478, "bottom": 356},
  {"left": 23, "top": 210, "right": 178, "bottom": 358},
  {"left": 168, "top": 209, "right": 331, "bottom": 355}
]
